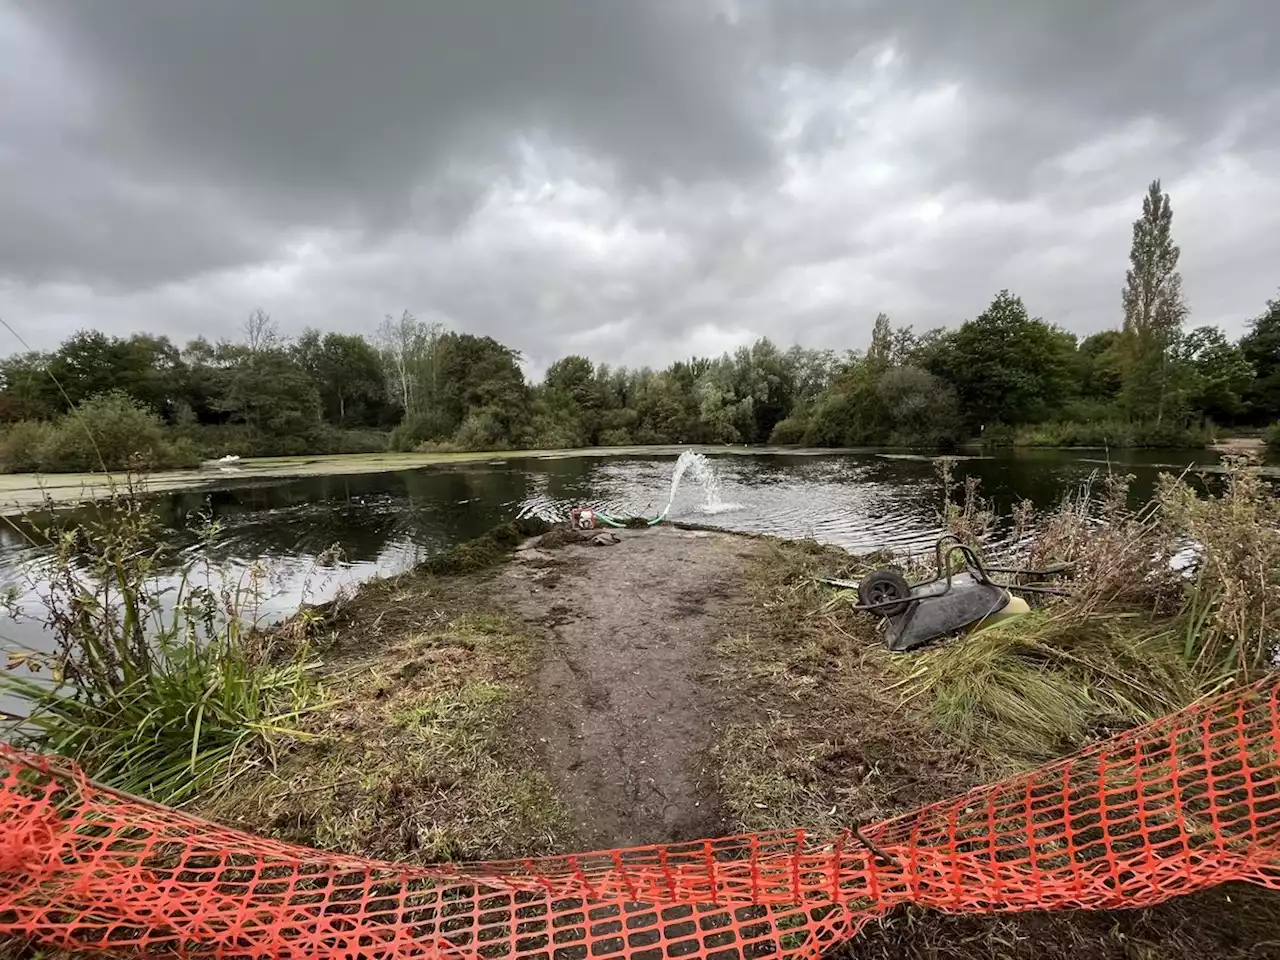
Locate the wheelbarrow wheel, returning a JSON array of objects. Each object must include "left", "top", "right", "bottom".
[{"left": 857, "top": 569, "right": 912, "bottom": 617}]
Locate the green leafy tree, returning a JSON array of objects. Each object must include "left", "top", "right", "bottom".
[
  {"left": 1076, "top": 331, "right": 1125, "bottom": 402},
  {"left": 1120, "top": 180, "right": 1188, "bottom": 423},
  {"left": 215, "top": 342, "right": 324, "bottom": 454},
  {"left": 294, "top": 330, "right": 387, "bottom": 426},
  {"left": 923, "top": 290, "right": 1077, "bottom": 428},
  {"left": 42, "top": 332, "right": 185, "bottom": 418},
  {"left": 864, "top": 313, "right": 893, "bottom": 373},
  {"left": 1172, "top": 326, "right": 1253, "bottom": 424},
  {"left": 1240, "top": 295, "right": 1280, "bottom": 422},
  {"left": 0, "top": 351, "right": 57, "bottom": 422}
]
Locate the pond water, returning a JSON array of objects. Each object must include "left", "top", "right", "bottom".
[{"left": 0, "top": 446, "right": 1255, "bottom": 653}]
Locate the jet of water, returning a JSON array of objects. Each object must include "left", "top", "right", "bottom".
[{"left": 661, "top": 451, "right": 726, "bottom": 518}]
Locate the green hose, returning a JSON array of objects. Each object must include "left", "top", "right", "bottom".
[{"left": 595, "top": 511, "right": 666, "bottom": 528}]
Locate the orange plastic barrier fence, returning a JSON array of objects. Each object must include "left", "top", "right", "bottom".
[{"left": 1, "top": 676, "right": 1279, "bottom": 960}]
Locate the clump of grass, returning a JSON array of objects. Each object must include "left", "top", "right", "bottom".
[
  {"left": 896, "top": 610, "right": 1195, "bottom": 764},
  {"left": 1026, "top": 470, "right": 1185, "bottom": 611},
  {"left": 415, "top": 517, "right": 551, "bottom": 575},
  {"left": 0, "top": 481, "right": 323, "bottom": 804}
]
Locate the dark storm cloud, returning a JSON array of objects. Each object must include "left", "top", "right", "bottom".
[
  {"left": 24, "top": 0, "right": 769, "bottom": 222},
  {"left": 2, "top": 1, "right": 1278, "bottom": 367}
]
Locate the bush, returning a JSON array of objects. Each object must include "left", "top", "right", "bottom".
[
  {"left": 1266, "top": 422, "right": 1280, "bottom": 448},
  {"left": 1009, "top": 419, "right": 1213, "bottom": 448},
  {"left": 978, "top": 422, "right": 1016, "bottom": 447},
  {"left": 527, "top": 420, "right": 586, "bottom": 451},
  {"left": 389, "top": 410, "right": 455, "bottom": 452},
  {"left": 597, "top": 428, "right": 633, "bottom": 447},
  {"left": 27, "top": 392, "right": 200, "bottom": 472},
  {"left": 0, "top": 489, "right": 323, "bottom": 803},
  {"left": 453, "top": 410, "right": 508, "bottom": 451},
  {"left": 315, "top": 428, "right": 389, "bottom": 455},
  {"left": 768, "top": 417, "right": 807, "bottom": 445},
  {"left": 1013, "top": 420, "right": 1135, "bottom": 447},
  {"left": 1055, "top": 398, "right": 1124, "bottom": 423},
  {"left": 0, "top": 420, "right": 55, "bottom": 472}
]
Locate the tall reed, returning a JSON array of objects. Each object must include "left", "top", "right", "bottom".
[{"left": 1, "top": 479, "right": 324, "bottom": 804}]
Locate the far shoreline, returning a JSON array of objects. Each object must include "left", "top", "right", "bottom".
[
  {"left": 0, "top": 444, "right": 871, "bottom": 515},
  {"left": 0, "top": 438, "right": 1254, "bottom": 516}
]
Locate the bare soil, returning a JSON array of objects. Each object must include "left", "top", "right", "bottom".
[{"left": 502, "top": 526, "right": 765, "bottom": 849}]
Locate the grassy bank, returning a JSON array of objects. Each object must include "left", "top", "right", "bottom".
[{"left": 0, "top": 392, "right": 394, "bottom": 475}]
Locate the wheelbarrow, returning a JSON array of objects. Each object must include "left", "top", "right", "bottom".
[{"left": 820, "top": 535, "right": 1069, "bottom": 652}]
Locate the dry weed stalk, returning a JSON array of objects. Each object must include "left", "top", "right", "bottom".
[{"left": 1157, "top": 455, "right": 1280, "bottom": 677}]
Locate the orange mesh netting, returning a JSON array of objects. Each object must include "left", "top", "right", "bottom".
[{"left": 1, "top": 675, "right": 1279, "bottom": 959}]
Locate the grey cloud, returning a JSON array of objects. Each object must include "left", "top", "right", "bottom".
[
  {"left": 758, "top": 0, "right": 1280, "bottom": 197},
  {"left": 2, "top": 1, "right": 1279, "bottom": 370},
  {"left": 24, "top": 1, "right": 771, "bottom": 221}
]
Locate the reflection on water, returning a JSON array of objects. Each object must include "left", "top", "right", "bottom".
[{"left": 0, "top": 447, "right": 1240, "bottom": 653}]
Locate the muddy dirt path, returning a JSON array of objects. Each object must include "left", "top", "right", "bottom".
[{"left": 502, "top": 527, "right": 764, "bottom": 850}]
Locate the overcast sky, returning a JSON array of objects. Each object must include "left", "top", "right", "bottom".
[{"left": 2, "top": 1, "right": 1278, "bottom": 377}]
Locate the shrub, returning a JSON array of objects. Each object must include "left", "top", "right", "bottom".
[
  {"left": 1266, "top": 422, "right": 1280, "bottom": 448},
  {"left": 0, "top": 488, "right": 323, "bottom": 803},
  {"left": 0, "top": 420, "right": 55, "bottom": 472},
  {"left": 389, "top": 411, "right": 454, "bottom": 452},
  {"left": 1013, "top": 420, "right": 1135, "bottom": 447},
  {"left": 597, "top": 428, "right": 633, "bottom": 447},
  {"left": 34, "top": 392, "right": 200, "bottom": 471},
  {"left": 527, "top": 421, "right": 585, "bottom": 451},
  {"left": 453, "top": 410, "right": 508, "bottom": 451},
  {"left": 1010, "top": 419, "right": 1213, "bottom": 448},
  {"left": 768, "top": 417, "right": 807, "bottom": 445},
  {"left": 316, "top": 427, "right": 389, "bottom": 455},
  {"left": 978, "top": 422, "right": 1016, "bottom": 447}
]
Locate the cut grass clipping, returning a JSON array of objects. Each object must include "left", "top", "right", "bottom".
[
  {"left": 209, "top": 587, "right": 566, "bottom": 863},
  {"left": 893, "top": 609, "right": 1196, "bottom": 764}
]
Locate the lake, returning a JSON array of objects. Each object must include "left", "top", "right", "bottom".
[{"left": 0, "top": 446, "right": 1255, "bottom": 652}]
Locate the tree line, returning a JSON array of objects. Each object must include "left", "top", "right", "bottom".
[{"left": 2, "top": 180, "right": 1279, "bottom": 472}]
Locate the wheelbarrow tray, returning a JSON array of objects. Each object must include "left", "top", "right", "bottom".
[{"left": 884, "top": 572, "right": 1010, "bottom": 652}]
